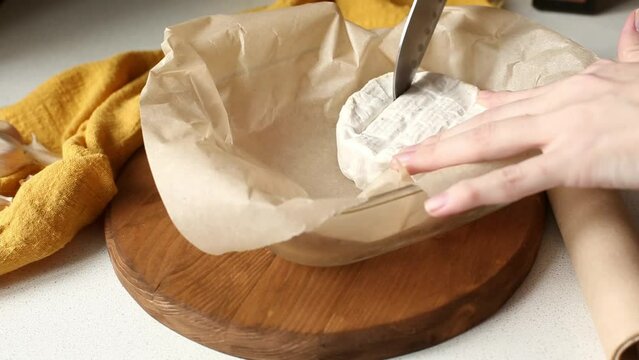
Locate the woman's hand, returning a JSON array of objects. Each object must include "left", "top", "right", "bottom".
[{"left": 393, "top": 10, "right": 639, "bottom": 217}]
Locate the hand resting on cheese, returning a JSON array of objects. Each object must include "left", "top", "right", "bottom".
[
  {"left": 393, "top": 10, "right": 639, "bottom": 217},
  {"left": 336, "top": 71, "right": 485, "bottom": 190}
]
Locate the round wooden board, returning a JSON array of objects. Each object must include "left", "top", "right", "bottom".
[{"left": 105, "top": 149, "right": 545, "bottom": 360}]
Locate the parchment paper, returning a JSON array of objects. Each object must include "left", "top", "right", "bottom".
[
  {"left": 139, "top": 3, "right": 639, "bottom": 358},
  {"left": 140, "top": 3, "right": 594, "bottom": 252}
]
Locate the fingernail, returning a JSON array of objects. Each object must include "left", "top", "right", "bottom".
[
  {"left": 398, "top": 144, "right": 420, "bottom": 154},
  {"left": 476, "top": 90, "right": 493, "bottom": 106},
  {"left": 425, "top": 193, "right": 448, "bottom": 214},
  {"left": 635, "top": 9, "right": 639, "bottom": 32},
  {"left": 421, "top": 134, "right": 442, "bottom": 145},
  {"left": 477, "top": 90, "right": 492, "bottom": 99},
  {"left": 393, "top": 151, "right": 414, "bottom": 168},
  {"left": 390, "top": 157, "right": 404, "bottom": 170}
]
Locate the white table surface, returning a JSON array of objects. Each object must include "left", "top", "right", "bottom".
[{"left": 0, "top": 0, "right": 637, "bottom": 359}]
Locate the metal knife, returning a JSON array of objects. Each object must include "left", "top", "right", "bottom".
[
  {"left": 340, "top": 0, "right": 446, "bottom": 214},
  {"left": 393, "top": 0, "right": 446, "bottom": 99}
]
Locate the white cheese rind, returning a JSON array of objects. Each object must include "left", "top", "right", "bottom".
[{"left": 336, "top": 71, "right": 485, "bottom": 189}]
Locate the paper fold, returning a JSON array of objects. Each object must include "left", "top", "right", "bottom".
[{"left": 140, "top": 3, "right": 596, "bottom": 254}]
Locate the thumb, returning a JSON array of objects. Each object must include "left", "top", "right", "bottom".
[{"left": 618, "top": 9, "right": 639, "bottom": 62}]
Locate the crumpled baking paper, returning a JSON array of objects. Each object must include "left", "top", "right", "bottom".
[{"left": 140, "top": 3, "right": 595, "bottom": 255}]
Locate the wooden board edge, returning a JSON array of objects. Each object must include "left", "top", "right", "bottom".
[{"left": 104, "top": 195, "right": 546, "bottom": 360}]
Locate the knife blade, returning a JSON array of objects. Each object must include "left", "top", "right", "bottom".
[{"left": 393, "top": 0, "right": 446, "bottom": 100}]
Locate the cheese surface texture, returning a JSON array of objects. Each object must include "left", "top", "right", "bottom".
[{"left": 336, "top": 72, "right": 485, "bottom": 189}]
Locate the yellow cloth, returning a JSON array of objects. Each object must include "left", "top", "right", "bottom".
[
  {"left": 0, "top": 0, "right": 500, "bottom": 276},
  {"left": 265, "top": 0, "right": 501, "bottom": 28}
]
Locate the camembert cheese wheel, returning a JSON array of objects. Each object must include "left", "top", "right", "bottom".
[{"left": 336, "top": 71, "right": 486, "bottom": 189}]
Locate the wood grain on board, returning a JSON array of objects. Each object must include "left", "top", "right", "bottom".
[{"left": 105, "top": 149, "right": 545, "bottom": 359}]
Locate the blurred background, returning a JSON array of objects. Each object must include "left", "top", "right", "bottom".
[{"left": 0, "top": 0, "right": 636, "bottom": 106}]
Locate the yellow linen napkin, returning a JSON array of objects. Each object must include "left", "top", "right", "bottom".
[
  {"left": 265, "top": 0, "right": 501, "bottom": 28},
  {"left": 0, "top": 0, "right": 500, "bottom": 276}
]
